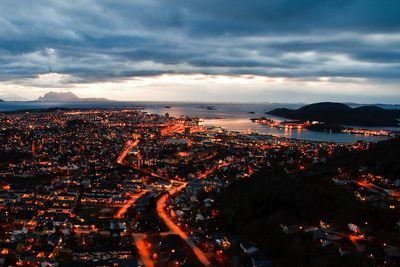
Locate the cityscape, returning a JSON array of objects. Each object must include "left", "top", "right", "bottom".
[
  {"left": 0, "top": 107, "right": 399, "bottom": 266},
  {"left": 1, "top": 1, "right": 400, "bottom": 266}
]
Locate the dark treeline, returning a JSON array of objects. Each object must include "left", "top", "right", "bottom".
[{"left": 218, "top": 138, "right": 400, "bottom": 266}]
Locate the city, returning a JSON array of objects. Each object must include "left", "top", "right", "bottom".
[
  {"left": 0, "top": 108, "right": 399, "bottom": 266},
  {"left": 1, "top": 1, "right": 400, "bottom": 266}
]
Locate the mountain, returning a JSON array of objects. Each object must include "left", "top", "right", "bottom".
[
  {"left": 37, "top": 91, "right": 79, "bottom": 102},
  {"left": 37, "top": 91, "right": 111, "bottom": 102},
  {"left": 0, "top": 99, "right": 4, "bottom": 102},
  {"left": 268, "top": 102, "right": 400, "bottom": 126}
]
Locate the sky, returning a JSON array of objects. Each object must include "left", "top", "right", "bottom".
[{"left": 0, "top": 0, "right": 400, "bottom": 103}]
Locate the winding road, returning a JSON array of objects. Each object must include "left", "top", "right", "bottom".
[{"left": 117, "top": 135, "right": 212, "bottom": 266}]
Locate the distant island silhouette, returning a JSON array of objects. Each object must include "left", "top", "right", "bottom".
[{"left": 37, "top": 91, "right": 112, "bottom": 102}]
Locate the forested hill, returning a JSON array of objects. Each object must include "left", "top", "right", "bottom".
[
  {"left": 218, "top": 138, "right": 400, "bottom": 266},
  {"left": 268, "top": 102, "right": 400, "bottom": 126}
]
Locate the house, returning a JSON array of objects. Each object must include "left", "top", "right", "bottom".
[
  {"left": 240, "top": 240, "right": 259, "bottom": 255},
  {"left": 212, "top": 233, "right": 230, "bottom": 249},
  {"left": 14, "top": 210, "right": 36, "bottom": 224},
  {"left": 72, "top": 246, "right": 134, "bottom": 261},
  {"left": 159, "top": 235, "right": 181, "bottom": 255}
]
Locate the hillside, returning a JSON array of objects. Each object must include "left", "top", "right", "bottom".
[
  {"left": 218, "top": 138, "right": 400, "bottom": 266},
  {"left": 268, "top": 102, "right": 400, "bottom": 126},
  {"left": 326, "top": 137, "right": 400, "bottom": 181}
]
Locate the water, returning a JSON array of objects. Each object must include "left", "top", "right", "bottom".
[{"left": 1, "top": 101, "right": 398, "bottom": 143}]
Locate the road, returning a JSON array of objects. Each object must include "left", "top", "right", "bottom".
[
  {"left": 132, "top": 233, "right": 154, "bottom": 267},
  {"left": 118, "top": 135, "right": 212, "bottom": 266},
  {"left": 117, "top": 139, "right": 140, "bottom": 164},
  {"left": 156, "top": 183, "right": 211, "bottom": 266},
  {"left": 198, "top": 158, "right": 235, "bottom": 179},
  {"left": 114, "top": 190, "right": 148, "bottom": 219}
]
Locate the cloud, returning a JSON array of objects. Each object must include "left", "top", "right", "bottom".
[
  {"left": 2, "top": 73, "right": 399, "bottom": 104},
  {"left": 0, "top": 0, "right": 399, "bottom": 102}
]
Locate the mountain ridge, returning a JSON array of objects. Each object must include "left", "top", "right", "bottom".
[{"left": 36, "top": 91, "right": 111, "bottom": 102}]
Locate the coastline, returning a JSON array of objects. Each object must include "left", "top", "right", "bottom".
[{"left": 1, "top": 101, "right": 398, "bottom": 143}]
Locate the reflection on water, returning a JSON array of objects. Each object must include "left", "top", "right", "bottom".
[
  {"left": 202, "top": 118, "right": 388, "bottom": 143},
  {"left": 1, "top": 101, "right": 396, "bottom": 143},
  {"left": 143, "top": 103, "right": 391, "bottom": 143}
]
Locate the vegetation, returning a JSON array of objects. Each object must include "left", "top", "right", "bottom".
[
  {"left": 218, "top": 138, "right": 400, "bottom": 266},
  {"left": 268, "top": 102, "right": 400, "bottom": 126}
]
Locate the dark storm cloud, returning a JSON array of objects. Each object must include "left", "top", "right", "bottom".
[
  {"left": 174, "top": 0, "right": 400, "bottom": 35},
  {"left": 0, "top": 0, "right": 400, "bottom": 82}
]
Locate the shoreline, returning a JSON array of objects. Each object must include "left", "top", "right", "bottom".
[{"left": 1, "top": 104, "right": 395, "bottom": 143}]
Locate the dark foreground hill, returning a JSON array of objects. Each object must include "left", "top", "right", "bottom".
[
  {"left": 218, "top": 138, "right": 400, "bottom": 266},
  {"left": 268, "top": 102, "right": 400, "bottom": 126},
  {"left": 326, "top": 137, "right": 400, "bottom": 181}
]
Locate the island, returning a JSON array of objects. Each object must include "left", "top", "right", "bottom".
[
  {"left": 268, "top": 102, "right": 400, "bottom": 127},
  {"left": 37, "top": 91, "right": 112, "bottom": 102},
  {"left": 197, "top": 105, "right": 217, "bottom": 110}
]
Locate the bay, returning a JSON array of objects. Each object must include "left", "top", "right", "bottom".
[{"left": 1, "top": 101, "right": 398, "bottom": 143}]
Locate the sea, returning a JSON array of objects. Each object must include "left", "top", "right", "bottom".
[{"left": 1, "top": 101, "right": 399, "bottom": 143}]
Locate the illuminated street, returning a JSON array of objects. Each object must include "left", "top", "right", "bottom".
[
  {"left": 156, "top": 188, "right": 211, "bottom": 266},
  {"left": 1, "top": 1, "right": 400, "bottom": 266},
  {"left": 0, "top": 108, "right": 399, "bottom": 266},
  {"left": 133, "top": 233, "right": 154, "bottom": 267},
  {"left": 115, "top": 190, "right": 148, "bottom": 219}
]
